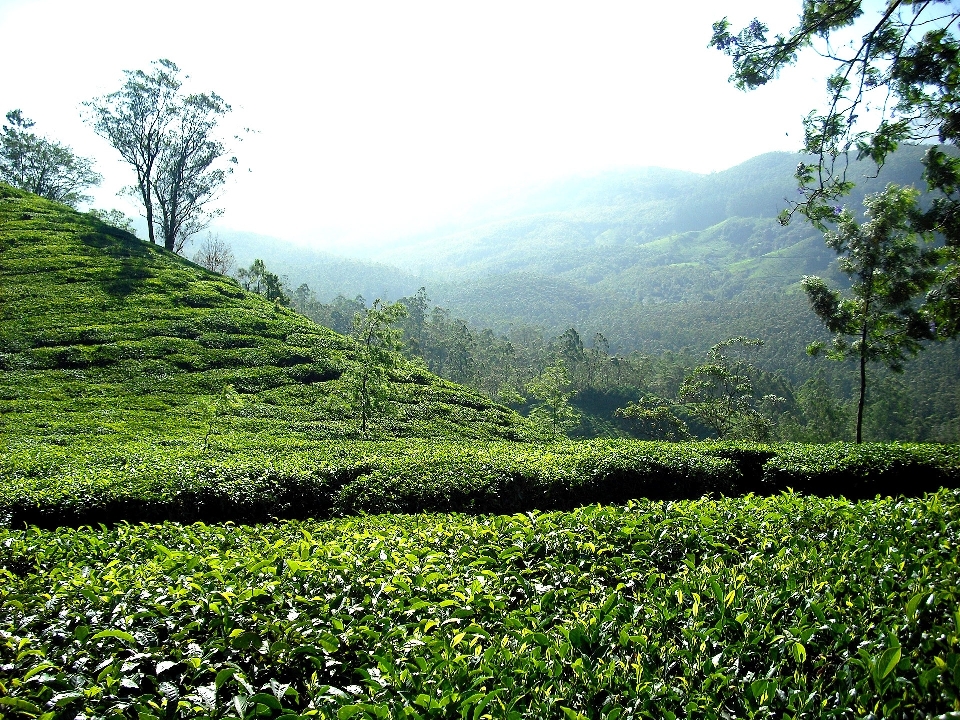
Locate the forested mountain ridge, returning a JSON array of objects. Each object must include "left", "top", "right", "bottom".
[
  {"left": 0, "top": 184, "right": 531, "bottom": 447},
  {"left": 375, "top": 146, "right": 936, "bottom": 278},
  {"left": 230, "top": 147, "right": 945, "bottom": 349}
]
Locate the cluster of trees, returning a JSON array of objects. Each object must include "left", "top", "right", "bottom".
[
  {"left": 282, "top": 282, "right": 797, "bottom": 440},
  {"left": 713, "top": 0, "right": 960, "bottom": 442},
  {"left": 281, "top": 276, "right": 959, "bottom": 442},
  {"left": 2, "top": 58, "right": 237, "bottom": 256},
  {"left": 84, "top": 59, "right": 237, "bottom": 253},
  {"left": 0, "top": 110, "right": 100, "bottom": 206}
]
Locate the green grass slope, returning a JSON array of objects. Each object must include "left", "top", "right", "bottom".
[{"left": 0, "top": 184, "right": 531, "bottom": 451}]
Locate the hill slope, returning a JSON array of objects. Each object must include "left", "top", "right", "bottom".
[{"left": 0, "top": 184, "right": 531, "bottom": 451}]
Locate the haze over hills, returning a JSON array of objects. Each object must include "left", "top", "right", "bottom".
[{"left": 220, "top": 146, "right": 945, "bottom": 357}]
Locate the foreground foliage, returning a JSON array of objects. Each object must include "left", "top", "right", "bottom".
[{"left": 3, "top": 491, "right": 960, "bottom": 718}]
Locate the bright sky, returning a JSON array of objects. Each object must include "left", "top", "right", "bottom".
[{"left": 0, "top": 0, "right": 847, "bottom": 250}]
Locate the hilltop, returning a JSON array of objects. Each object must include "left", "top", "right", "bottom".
[{"left": 0, "top": 184, "right": 531, "bottom": 454}]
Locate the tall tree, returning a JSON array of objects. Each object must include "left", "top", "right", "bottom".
[
  {"left": 84, "top": 59, "right": 235, "bottom": 252},
  {"left": 0, "top": 110, "right": 100, "bottom": 206},
  {"left": 802, "top": 184, "right": 941, "bottom": 442},
  {"left": 152, "top": 91, "right": 234, "bottom": 253},
  {"left": 712, "top": 1, "right": 960, "bottom": 331},
  {"left": 526, "top": 360, "right": 581, "bottom": 438}
]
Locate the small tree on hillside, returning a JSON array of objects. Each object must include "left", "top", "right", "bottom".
[
  {"left": 345, "top": 299, "right": 408, "bottom": 437},
  {"left": 87, "top": 208, "right": 137, "bottom": 235},
  {"left": 192, "top": 233, "right": 236, "bottom": 276},
  {"left": 236, "top": 258, "right": 288, "bottom": 304},
  {"left": 0, "top": 110, "right": 101, "bottom": 206},
  {"left": 526, "top": 360, "right": 581, "bottom": 439},
  {"left": 802, "top": 184, "right": 942, "bottom": 443},
  {"left": 678, "top": 337, "right": 783, "bottom": 440},
  {"left": 615, "top": 394, "right": 691, "bottom": 441}
]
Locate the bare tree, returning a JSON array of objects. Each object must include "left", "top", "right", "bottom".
[{"left": 191, "top": 233, "right": 236, "bottom": 276}]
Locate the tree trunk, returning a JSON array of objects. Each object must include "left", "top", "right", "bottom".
[
  {"left": 856, "top": 312, "right": 869, "bottom": 444},
  {"left": 857, "top": 351, "right": 866, "bottom": 444},
  {"left": 139, "top": 175, "right": 156, "bottom": 245}
]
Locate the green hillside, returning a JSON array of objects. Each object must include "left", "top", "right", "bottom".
[
  {"left": 4, "top": 186, "right": 960, "bottom": 719},
  {"left": 0, "top": 184, "right": 531, "bottom": 451}
]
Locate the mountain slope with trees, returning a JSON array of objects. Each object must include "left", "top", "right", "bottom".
[
  {"left": 243, "top": 147, "right": 943, "bottom": 352},
  {"left": 0, "top": 183, "right": 531, "bottom": 451}
]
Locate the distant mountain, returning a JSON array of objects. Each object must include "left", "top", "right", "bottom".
[
  {"left": 357, "top": 145, "right": 944, "bottom": 343},
  {"left": 208, "top": 146, "right": 950, "bottom": 358},
  {"left": 219, "top": 230, "right": 430, "bottom": 303}
]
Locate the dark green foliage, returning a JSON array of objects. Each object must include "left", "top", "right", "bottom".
[
  {"left": 804, "top": 185, "right": 944, "bottom": 442},
  {"left": 615, "top": 395, "right": 692, "bottom": 441},
  {"left": 525, "top": 360, "right": 581, "bottom": 438},
  {"left": 0, "top": 110, "right": 101, "bottom": 206},
  {"left": 678, "top": 337, "right": 783, "bottom": 441},
  {"left": 2, "top": 438, "right": 959, "bottom": 527},
  {"left": 3, "top": 492, "right": 960, "bottom": 717}
]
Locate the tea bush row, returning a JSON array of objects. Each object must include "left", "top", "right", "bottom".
[
  {"left": 2, "top": 491, "right": 959, "bottom": 718},
  {"left": 2, "top": 440, "right": 958, "bottom": 527}
]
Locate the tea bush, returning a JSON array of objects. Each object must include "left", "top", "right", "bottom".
[
  {"left": 3, "top": 491, "right": 959, "bottom": 718},
  {"left": 2, "top": 440, "right": 958, "bottom": 527}
]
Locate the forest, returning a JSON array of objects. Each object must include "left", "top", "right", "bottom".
[{"left": 275, "top": 279, "right": 959, "bottom": 444}]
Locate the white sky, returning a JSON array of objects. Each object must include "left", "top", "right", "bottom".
[{"left": 0, "top": 0, "right": 852, "bottom": 250}]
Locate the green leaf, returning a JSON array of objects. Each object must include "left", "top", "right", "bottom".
[
  {"left": 318, "top": 635, "right": 340, "bottom": 653},
  {"left": 91, "top": 629, "right": 136, "bottom": 644},
  {"left": 906, "top": 593, "right": 923, "bottom": 621},
  {"left": 338, "top": 706, "right": 366, "bottom": 720},
  {"left": 791, "top": 641, "right": 807, "bottom": 664},
  {"left": 249, "top": 693, "right": 283, "bottom": 711},
  {"left": 22, "top": 662, "right": 56, "bottom": 681},
  {"left": 876, "top": 646, "right": 902, "bottom": 681},
  {"left": 0, "top": 698, "right": 42, "bottom": 716},
  {"left": 215, "top": 667, "right": 238, "bottom": 690},
  {"left": 472, "top": 689, "right": 503, "bottom": 720}
]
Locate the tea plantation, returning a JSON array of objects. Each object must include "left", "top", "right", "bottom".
[{"left": 3, "top": 185, "right": 960, "bottom": 717}]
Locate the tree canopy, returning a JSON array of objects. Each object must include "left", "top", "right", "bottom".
[
  {"left": 712, "top": 1, "right": 960, "bottom": 332},
  {"left": 84, "top": 59, "right": 235, "bottom": 253},
  {"left": 345, "top": 300, "right": 409, "bottom": 437},
  {"left": 0, "top": 110, "right": 101, "bottom": 207},
  {"left": 802, "top": 184, "right": 941, "bottom": 441}
]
